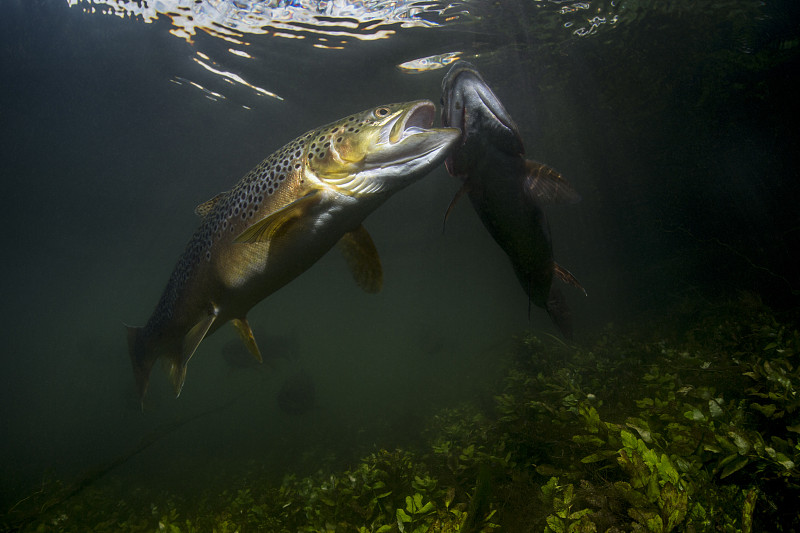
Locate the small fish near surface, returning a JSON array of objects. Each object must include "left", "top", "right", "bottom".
[
  {"left": 440, "top": 61, "right": 585, "bottom": 338},
  {"left": 127, "top": 101, "right": 459, "bottom": 402}
]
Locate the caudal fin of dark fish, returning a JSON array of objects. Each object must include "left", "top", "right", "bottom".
[
  {"left": 545, "top": 284, "right": 574, "bottom": 340},
  {"left": 523, "top": 160, "right": 581, "bottom": 205},
  {"left": 543, "top": 263, "right": 587, "bottom": 339}
]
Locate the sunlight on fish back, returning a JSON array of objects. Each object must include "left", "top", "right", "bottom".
[{"left": 126, "top": 101, "right": 459, "bottom": 404}]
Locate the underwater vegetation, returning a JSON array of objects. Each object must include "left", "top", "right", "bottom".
[{"left": 5, "top": 295, "right": 799, "bottom": 532}]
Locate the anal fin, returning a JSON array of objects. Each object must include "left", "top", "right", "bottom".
[
  {"left": 337, "top": 224, "right": 383, "bottom": 293},
  {"left": 553, "top": 262, "right": 587, "bottom": 296},
  {"left": 231, "top": 318, "right": 263, "bottom": 363},
  {"left": 170, "top": 307, "right": 218, "bottom": 397}
]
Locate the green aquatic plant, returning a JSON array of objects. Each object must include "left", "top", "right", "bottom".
[
  {"left": 539, "top": 478, "right": 594, "bottom": 533},
  {"left": 10, "top": 297, "right": 800, "bottom": 532}
]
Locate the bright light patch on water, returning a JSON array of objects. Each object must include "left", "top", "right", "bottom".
[
  {"left": 228, "top": 48, "right": 253, "bottom": 59},
  {"left": 65, "top": 0, "right": 464, "bottom": 45},
  {"left": 171, "top": 76, "right": 227, "bottom": 101},
  {"left": 191, "top": 54, "right": 284, "bottom": 100}
]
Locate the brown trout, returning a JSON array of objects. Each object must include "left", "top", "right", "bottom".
[
  {"left": 128, "top": 101, "right": 459, "bottom": 401},
  {"left": 440, "top": 62, "right": 585, "bottom": 338}
]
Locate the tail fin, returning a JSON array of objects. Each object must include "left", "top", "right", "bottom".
[
  {"left": 545, "top": 285, "right": 573, "bottom": 340},
  {"left": 126, "top": 325, "right": 156, "bottom": 405}
]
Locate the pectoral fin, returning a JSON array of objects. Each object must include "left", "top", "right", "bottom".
[
  {"left": 523, "top": 160, "right": 580, "bottom": 205},
  {"left": 234, "top": 191, "right": 320, "bottom": 248},
  {"left": 170, "top": 308, "right": 218, "bottom": 397},
  {"left": 442, "top": 181, "right": 471, "bottom": 234},
  {"left": 337, "top": 225, "right": 383, "bottom": 293},
  {"left": 231, "top": 317, "right": 263, "bottom": 363}
]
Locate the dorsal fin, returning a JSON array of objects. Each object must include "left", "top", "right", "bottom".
[
  {"left": 523, "top": 160, "right": 581, "bottom": 205},
  {"left": 337, "top": 224, "right": 383, "bottom": 293},
  {"left": 195, "top": 193, "right": 226, "bottom": 218}
]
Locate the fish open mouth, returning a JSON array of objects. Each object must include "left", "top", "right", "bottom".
[
  {"left": 389, "top": 100, "right": 435, "bottom": 143},
  {"left": 356, "top": 99, "right": 458, "bottom": 188}
]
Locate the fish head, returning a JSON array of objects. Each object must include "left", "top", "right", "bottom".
[
  {"left": 441, "top": 61, "right": 524, "bottom": 175},
  {"left": 306, "top": 100, "right": 460, "bottom": 196}
]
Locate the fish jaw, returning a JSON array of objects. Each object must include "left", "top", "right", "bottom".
[
  {"left": 311, "top": 100, "right": 460, "bottom": 196},
  {"left": 441, "top": 61, "right": 524, "bottom": 174}
]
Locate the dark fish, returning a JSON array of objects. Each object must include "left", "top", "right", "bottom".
[
  {"left": 127, "top": 101, "right": 459, "bottom": 401},
  {"left": 276, "top": 370, "right": 316, "bottom": 415},
  {"left": 440, "top": 61, "right": 585, "bottom": 338}
]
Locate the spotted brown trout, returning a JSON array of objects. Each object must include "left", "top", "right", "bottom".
[
  {"left": 128, "top": 101, "right": 459, "bottom": 401},
  {"left": 440, "top": 61, "right": 585, "bottom": 338}
]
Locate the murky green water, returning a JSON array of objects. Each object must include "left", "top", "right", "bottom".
[{"left": 1, "top": 1, "right": 798, "bottom": 530}]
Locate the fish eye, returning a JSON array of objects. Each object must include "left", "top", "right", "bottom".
[{"left": 375, "top": 107, "right": 391, "bottom": 117}]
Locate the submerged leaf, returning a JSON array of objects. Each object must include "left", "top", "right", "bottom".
[
  {"left": 546, "top": 515, "right": 566, "bottom": 533},
  {"left": 750, "top": 403, "right": 778, "bottom": 418},
  {"left": 684, "top": 409, "right": 706, "bottom": 421},
  {"left": 719, "top": 455, "right": 749, "bottom": 479}
]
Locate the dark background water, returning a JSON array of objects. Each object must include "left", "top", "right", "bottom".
[{"left": 1, "top": 0, "right": 798, "bottom": 511}]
